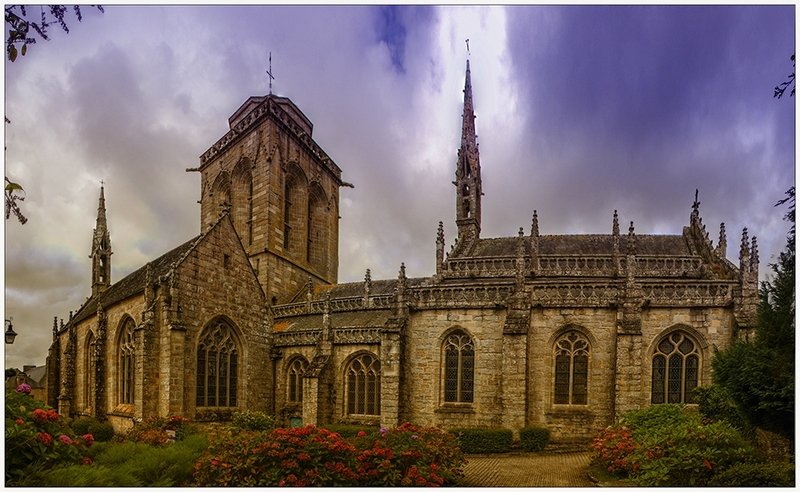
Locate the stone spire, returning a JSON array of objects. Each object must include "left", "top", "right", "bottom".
[
  {"left": 454, "top": 59, "right": 482, "bottom": 244},
  {"left": 90, "top": 184, "right": 112, "bottom": 297},
  {"left": 717, "top": 222, "right": 727, "bottom": 257},
  {"left": 435, "top": 222, "right": 445, "bottom": 276}
]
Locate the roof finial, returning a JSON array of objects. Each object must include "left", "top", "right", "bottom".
[
  {"left": 465, "top": 38, "right": 470, "bottom": 56},
  {"left": 266, "top": 51, "right": 275, "bottom": 95}
]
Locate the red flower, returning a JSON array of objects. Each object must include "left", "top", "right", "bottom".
[
  {"left": 14, "top": 418, "right": 23, "bottom": 425},
  {"left": 46, "top": 409, "right": 59, "bottom": 421},
  {"left": 82, "top": 457, "right": 93, "bottom": 466},
  {"left": 704, "top": 459, "right": 712, "bottom": 470},
  {"left": 32, "top": 408, "right": 48, "bottom": 423},
  {"left": 36, "top": 432, "right": 53, "bottom": 446},
  {"left": 357, "top": 431, "right": 367, "bottom": 437},
  {"left": 82, "top": 434, "right": 94, "bottom": 446},
  {"left": 58, "top": 434, "right": 73, "bottom": 445}
]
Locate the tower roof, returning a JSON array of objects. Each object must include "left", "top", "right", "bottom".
[{"left": 459, "top": 60, "right": 480, "bottom": 176}]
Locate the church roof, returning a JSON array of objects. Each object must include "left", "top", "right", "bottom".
[
  {"left": 289, "top": 277, "right": 428, "bottom": 304},
  {"left": 69, "top": 235, "right": 200, "bottom": 327},
  {"left": 463, "top": 233, "right": 690, "bottom": 258},
  {"left": 273, "top": 310, "right": 393, "bottom": 333}
]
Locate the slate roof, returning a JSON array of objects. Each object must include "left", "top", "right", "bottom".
[
  {"left": 69, "top": 235, "right": 200, "bottom": 328},
  {"left": 290, "top": 277, "right": 427, "bottom": 303},
  {"left": 465, "top": 234, "right": 690, "bottom": 258},
  {"left": 273, "top": 310, "right": 393, "bottom": 333}
]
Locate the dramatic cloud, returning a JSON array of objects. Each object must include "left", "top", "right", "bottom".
[{"left": 3, "top": 6, "right": 794, "bottom": 369}]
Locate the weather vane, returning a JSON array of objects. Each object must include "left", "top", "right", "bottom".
[
  {"left": 266, "top": 52, "right": 275, "bottom": 95},
  {"left": 465, "top": 38, "right": 470, "bottom": 55}
]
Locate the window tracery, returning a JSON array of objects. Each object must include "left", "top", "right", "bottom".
[
  {"left": 196, "top": 319, "right": 239, "bottom": 408},
  {"left": 345, "top": 353, "right": 380, "bottom": 416},
  {"left": 554, "top": 331, "right": 589, "bottom": 405},
  {"left": 444, "top": 331, "right": 474, "bottom": 403},
  {"left": 651, "top": 331, "right": 699, "bottom": 404}
]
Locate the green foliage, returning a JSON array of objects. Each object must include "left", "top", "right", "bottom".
[
  {"left": 707, "top": 460, "right": 795, "bottom": 487},
  {"left": 71, "top": 417, "right": 96, "bottom": 436},
  {"left": 318, "top": 423, "right": 380, "bottom": 439},
  {"left": 191, "top": 422, "right": 465, "bottom": 486},
  {"left": 228, "top": 409, "right": 276, "bottom": 432},
  {"left": 451, "top": 427, "right": 513, "bottom": 454},
  {"left": 87, "top": 421, "right": 115, "bottom": 442},
  {"left": 590, "top": 404, "right": 756, "bottom": 487},
  {"left": 5, "top": 390, "right": 93, "bottom": 485},
  {"left": 692, "top": 385, "right": 754, "bottom": 439},
  {"left": 518, "top": 426, "right": 550, "bottom": 452},
  {"left": 711, "top": 187, "right": 795, "bottom": 440},
  {"left": 30, "top": 434, "right": 209, "bottom": 487}
]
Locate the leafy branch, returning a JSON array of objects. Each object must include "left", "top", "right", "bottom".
[
  {"left": 773, "top": 54, "right": 795, "bottom": 99},
  {"left": 5, "top": 5, "right": 104, "bottom": 62},
  {"left": 5, "top": 177, "right": 27, "bottom": 224}
]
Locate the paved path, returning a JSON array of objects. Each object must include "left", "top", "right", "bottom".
[{"left": 461, "top": 451, "right": 595, "bottom": 487}]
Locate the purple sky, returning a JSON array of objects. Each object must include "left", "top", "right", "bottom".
[{"left": 3, "top": 5, "right": 795, "bottom": 369}]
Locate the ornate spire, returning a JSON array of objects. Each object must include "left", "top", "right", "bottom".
[
  {"left": 613, "top": 210, "right": 620, "bottom": 236},
  {"left": 436, "top": 222, "right": 445, "bottom": 276},
  {"left": 454, "top": 59, "right": 482, "bottom": 244},
  {"left": 717, "top": 222, "right": 727, "bottom": 257},
  {"left": 750, "top": 236, "right": 759, "bottom": 272},
  {"left": 739, "top": 228, "right": 750, "bottom": 273},
  {"left": 90, "top": 184, "right": 112, "bottom": 297},
  {"left": 531, "top": 210, "right": 539, "bottom": 238},
  {"left": 691, "top": 189, "right": 701, "bottom": 225},
  {"left": 627, "top": 221, "right": 636, "bottom": 256}
]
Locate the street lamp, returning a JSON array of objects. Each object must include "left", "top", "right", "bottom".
[{"left": 5, "top": 318, "right": 17, "bottom": 345}]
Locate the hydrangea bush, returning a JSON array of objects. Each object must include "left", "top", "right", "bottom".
[
  {"left": 5, "top": 388, "right": 93, "bottom": 485},
  {"left": 192, "top": 422, "right": 466, "bottom": 486},
  {"left": 123, "top": 415, "right": 197, "bottom": 445}
]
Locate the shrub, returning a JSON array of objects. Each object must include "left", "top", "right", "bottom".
[
  {"left": 320, "top": 423, "right": 380, "bottom": 439},
  {"left": 5, "top": 390, "right": 93, "bottom": 485},
  {"left": 518, "top": 426, "right": 550, "bottom": 452},
  {"left": 228, "top": 410, "right": 276, "bottom": 432},
  {"left": 590, "top": 404, "right": 757, "bottom": 487},
  {"left": 707, "top": 461, "right": 795, "bottom": 487},
  {"left": 31, "top": 434, "right": 209, "bottom": 487},
  {"left": 72, "top": 417, "right": 97, "bottom": 436},
  {"left": 191, "top": 422, "right": 466, "bottom": 486},
  {"left": 87, "top": 422, "right": 115, "bottom": 442},
  {"left": 451, "top": 427, "right": 512, "bottom": 454},
  {"left": 692, "top": 385, "right": 755, "bottom": 440},
  {"left": 124, "top": 415, "right": 197, "bottom": 445}
]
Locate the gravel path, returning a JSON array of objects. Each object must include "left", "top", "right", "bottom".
[{"left": 461, "top": 451, "right": 595, "bottom": 487}]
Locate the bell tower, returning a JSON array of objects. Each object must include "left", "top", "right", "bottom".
[
  {"left": 90, "top": 184, "right": 112, "bottom": 297},
  {"left": 454, "top": 59, "right": 482, "bottom": 250}
]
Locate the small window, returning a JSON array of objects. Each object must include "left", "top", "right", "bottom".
[{"left": 287, "top": 358, "right": 308, "bottom": 403}]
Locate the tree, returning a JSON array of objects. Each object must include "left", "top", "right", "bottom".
[
  {"left": 710, "top": 187, "right": 795, "bottom": 440},
  {"left": 5, "top": 5, "right": 103, "bottom": 62}
]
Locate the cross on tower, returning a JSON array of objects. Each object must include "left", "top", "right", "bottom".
[
  {"left": 465, "top": 38, "right": 470, "bottom": 55},
  {"left": 266, "top": 52, "right": 275, "bottom": 95}
]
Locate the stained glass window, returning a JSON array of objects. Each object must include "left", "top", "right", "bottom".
[
  {"left": 444, "top": 331, "right": 475, "bottom": 403},
  {"left": 651, "top": 331, "right": 699, "bottom": 404},
  {"left": 119, "top": 319, "right": 135, "bottom": 405},
  {"left": 554, "top": 331, "right": 590, "bottom": 405},
  {"left": 345, "top": 354, "right": 380, "bottom": 416},
  {"left": 196, "top": 320, "right": 239, "bottom": 408}
]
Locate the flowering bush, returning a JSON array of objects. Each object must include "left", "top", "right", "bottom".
[
  {"left": 123, "top": 415, "right": 197, "bottom": 445},
  {"left": 228, "top": 409, "right": 276, "bottom": 432},
  {"left": 192, "top": 422, "right": 466, "bottom": 486},
  {"left": 590, "top": 404, "right": 756, "bottom": 486},
  {"left": 5, "top": 390, "right": 93, "bottom": 485}
]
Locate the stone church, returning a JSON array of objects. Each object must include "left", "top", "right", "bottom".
[{"left": 46, "top": 61, "right": 760, "bottom": 443}]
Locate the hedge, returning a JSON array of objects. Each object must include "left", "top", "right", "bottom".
[
  {"left": 451, "top": 427, "right": 512, "bottom": 454},
  {"left": 519, "top": 426, "right": 550, "bottom": 452}
]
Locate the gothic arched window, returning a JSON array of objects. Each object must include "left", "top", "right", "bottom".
[
  {"left": 84, "top": 331, "right": 96, "bottom": 410},
  {"left": 554, "top": 331, "right": 589, "bottom": 405},
  {"left": 196, "top": 319, "right": 239, "bottom": 408},
  {"left": 444, "top": 331, "right": 474, "bottom": 403},
  {"left": 345, "top": 353, "right": 381, "bottom": 416},
  {"left": 651, "top": 331, "right": 699, "bottom": 404},
  {"left": 231, "top": 160, "right": 253, "bottom": 246},
  {"left": 307, "top": 185, "right": 328, "bottom": 270},
  {"left": 287, "top": 357, "right": 308, "bottom": 403},
  {"left": 119, "top": 319, "right": 135, "bottom": 405}
]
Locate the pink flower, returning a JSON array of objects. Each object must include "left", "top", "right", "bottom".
[
  {"left": 82, "top": 457, "right": 93, "bottom": 466},
  {"left": 15, "top": 383, "right": 31, "bottom": 394},
  {"left": 379, "top": 428, "right": 387, "bottom": 435},
  {"left": 82, "top": 434, "right": 94, "bottom": 446},
  {"left": 58, "top": 434, "right": 73, "bottom": 445}
]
